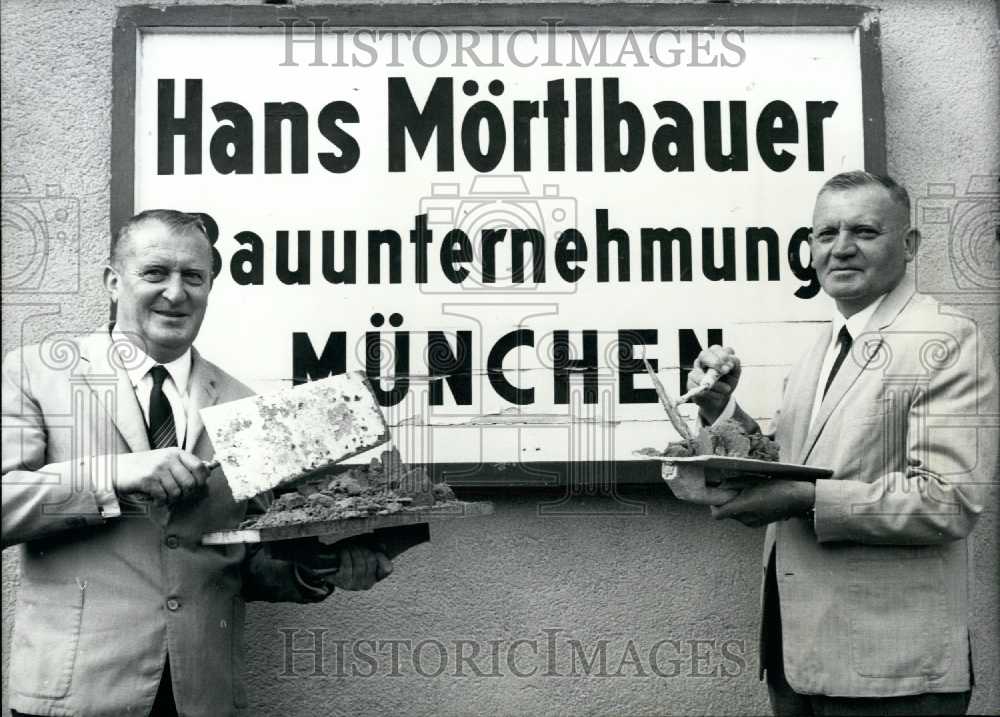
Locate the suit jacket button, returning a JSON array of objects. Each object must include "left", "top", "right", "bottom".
[
  {"left": 166, "top": 598, "right": 180, "bottom": 611},
  {"left": 165, "top": 535, "right": 180, "bottom": 549}
]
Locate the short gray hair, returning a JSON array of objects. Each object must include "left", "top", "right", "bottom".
[
  {"left": 111, "top": 209, "right": 214, "bottom": 273},
  {"left": 818, "top": 170, "right": 911, "bottom": 216}
]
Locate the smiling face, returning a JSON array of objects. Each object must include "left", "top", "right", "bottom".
[
  {"left": 809, "top": 184, "right": 919, "bottom": 317},
  {"left": 104, "top": 219, "right": 213, "bottom": 362}
]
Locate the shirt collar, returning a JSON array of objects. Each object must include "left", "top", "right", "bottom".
[
  {"left": 830, "top": 293, "right": 888, "bottom": 346},
  {"left": 111, "top": 326, "right": 192, "bottom": 394}
]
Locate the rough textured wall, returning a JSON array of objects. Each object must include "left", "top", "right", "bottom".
[{"left": 2, "top": 1, "right": 997, "bottom": 715}]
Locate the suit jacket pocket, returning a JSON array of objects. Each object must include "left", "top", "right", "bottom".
[
  {"left": 11, "top": 577, "right": 86, "bottom": 699},
  {"left": 849, "top": 555, "right": 949, "bottom": 678}
]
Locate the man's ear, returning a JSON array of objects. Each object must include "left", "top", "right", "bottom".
[
  {"left": 903, "top": 227, "right": 920, "bottom": 263},
  {"left": 103, "top": 264, "right": 120, "bottom": 301}
]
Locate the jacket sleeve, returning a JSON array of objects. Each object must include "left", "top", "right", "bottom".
[
  {"left": 1, "top": 349, "right": 119, "bottom": 548},
  {"left": 813, "top": 320, "right": 997, "bottom": 545},
  {"left": 236, "top": 486, "right": 332, "bottom": 604}
]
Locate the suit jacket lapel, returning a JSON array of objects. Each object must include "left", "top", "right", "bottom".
[
  {"left": 789, "top": 331, "right": 829, "bottom": 462},
  {"left": 799, "top": 275, "right": 917, "bottom": 464},
  {"left": 78, "top": 327, "right": 151, "bottom": 454},
  {"left": 185, "top": 348, "right": 219, "bottom": 453}
]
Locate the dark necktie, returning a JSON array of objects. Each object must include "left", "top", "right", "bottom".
[
  {"left": 147, "top": 365, "right": 178, "bottom": 449},
  {"left": 823, "top": 326, "right": 853, "bottom": 398}
]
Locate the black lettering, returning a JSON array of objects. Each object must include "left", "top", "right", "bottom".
[
  {"left": 322, "top": 230, "right": 356, "bottom": 284},
  {"left": 652, "top": 101, "right": 694, "bottom": 171},
  {"left": 511, "top": 229, "right": 545, "bottom": 283},
  {"left": 264, "top": 102, "right": 309, "bottom": 174},
  {"left": 230, "top": 231, "right": 264, "bottom": 285},
  {"left": 461, "top": 100, "right": 506, "bottom": 172},
  {"left": 276, "top": 230, "right": 310, "bottom": 284},
  {"left": 366, "top": 331, "right": 409, "bottom": 406},
  {"left": 210, "top": 102, "right": 253, "bottom": 174},
  {"left": 481, "top": 228, "right": 507, "bottom": 283},
  {"left": 789, "top": 226, "right": 820, "bottom": 298},
  {"left": 317, "top": 101, "right": 360, "bottom": 173},
  {"left": 704, "top": 101, "right": 748, "bottom": 172},
  {"left": 512, "top": 100, "right": 539, "bottom": 171},
  {"left": 158, "top": 79, "right": 202, "bottom": 175},
  {"left": 553, "top": 330, "right": 599, "bottom": 404},
  {"left": 573, "top": 78, "right": 591, "bottom": 171},
  {"left": 441, "top": 229, "right": 472, "bottom": 283},
  {"left": 618, "top": 329, "right": 658, "bottom": 403},
  {"left": 292, "top": 332, "right": 346, "bottom": 385},
  {"left": 428, "top": 331, "right": 472, "bottom": 405},
  {"left": 190, "top": 212, "right": 221, "bottom": 278},
  {"left": 603, "top": 78, "right": 645, "bottom": 171},
  {"left": 543, "top": 79, "right": 568, "bottom": 171},
  {"left": 410, "top": 214, "right": 432, "bottom": 283},
  {"left": 756, "top": 100, "right": 798, "bottom": 172},
  {"left": 596, "top": 209, "right": 630, "bottom": 282},
  {"left": 641, "top": 227, "right": 691, "bottom": 281},
  {"left": 746, "top": 227, "right": 780, "bottom": 281},
  {"left": 554, "top": 229, "right": 587, "bottom": 282},
  {"left": 702, "top": 227, "right": 736, "bottom": 281},
  {"left": 388, "top": 77, "right": 454, "bottom": 171},
  {"left": 806, "top": 101, "right": 838, "bottom": 171},
  {"left": 487, "top": 330, "right": 535, "bottom": 405},
  {"left": 368, "top": 230, "right": 402, "bottom": 284}
]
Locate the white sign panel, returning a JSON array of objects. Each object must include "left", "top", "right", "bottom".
[{"left": 133, "top": 25, "right": 865, "bottom": 465}]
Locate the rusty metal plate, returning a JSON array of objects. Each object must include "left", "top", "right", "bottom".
[{"left": 200, "top": 371, "right": 390, "bottom": 500}]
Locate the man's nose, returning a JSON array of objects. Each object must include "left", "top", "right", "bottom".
[
  {"left": 161, "top": 274, "right": 186, "bottom": 302},
  {"left": 830, "top": 230, "right": 857, "bottom": 257}
]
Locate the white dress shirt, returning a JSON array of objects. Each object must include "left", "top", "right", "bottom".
[
  {"left": 111, "top": 327, "right": 192, "bottom": 449},
  {"left": 807, "top": 294, "right": 887, "bottom": 428}
]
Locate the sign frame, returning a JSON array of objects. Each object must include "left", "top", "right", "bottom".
[{"left": 111, "top": 2, "right": 885, "bottom": 485}]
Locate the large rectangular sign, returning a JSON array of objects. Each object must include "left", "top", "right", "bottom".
[{"left": 115, "top": 4, "right": 884, "bottom": 475}]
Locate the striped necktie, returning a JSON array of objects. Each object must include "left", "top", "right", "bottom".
[
  {"left": 823, "top": 326, "right": 853, "bottom": 398},
  {"left": 147, "top": 365, "right": 178, "bottom": 449}
]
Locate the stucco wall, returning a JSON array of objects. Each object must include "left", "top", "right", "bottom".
[{"left": 2, "top": 1, "right": 997, "bottom": 715}]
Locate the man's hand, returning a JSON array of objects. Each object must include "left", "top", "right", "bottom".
[
  {"left": 689, "top": 345, "right": 741, "bottom": 424},
  {"left": 112, "top": 448, "right": 211, "bottom": 505},
  {"left": 297, "top": 538, "right": 393, "bottom": 591},
  {"left": 710, "top": 479, "right": 815, "bottom": 527}
]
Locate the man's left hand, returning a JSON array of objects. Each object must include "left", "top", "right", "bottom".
[
  {"left": 710, "top": 479, "right": 815, "bottom": 527},
  {"left": 296, "top": 539, "right": 393, "bottom": 591}
]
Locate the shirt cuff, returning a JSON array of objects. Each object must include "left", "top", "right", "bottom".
[
  {"left": 812, "top": 478, "right": 852, "bottom": 542},
  {"left": 293, "top": 564, "right": 333, "bottom": 600},
  {"left": 96, "top": 490, "right": 122, "bottom": 519},
  {"left": 701, "top": 396, "right": 736, "bottom": 427}
]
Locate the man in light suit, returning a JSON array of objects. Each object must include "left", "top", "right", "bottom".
[
  {"left": 2, "top": 210, "right": 392, "bottom": 716},
  {"left": 688, "top": 172, "right": 997, "bottom": 715}
]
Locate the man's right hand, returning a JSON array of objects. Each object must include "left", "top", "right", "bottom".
[
  {"left": 112, "top": 448, "right": 211, "bottom": 504},
  {"left": 689, "top": 345, "right": 742, "bottom": 424}
]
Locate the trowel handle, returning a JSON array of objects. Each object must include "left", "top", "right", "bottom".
[
  {"left": 679, "top": 368, "right": 721, "bottom": 403},
  {"left": 698, "top": 367, "right": 721, "bottom": 391}
]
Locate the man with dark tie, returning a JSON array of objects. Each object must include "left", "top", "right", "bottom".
[
  {"left": 2, "top": 210, "right": 392, "bottom": 716},
  {"left": 686, "top": 172, "right": 997, "bottom": 715}
]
